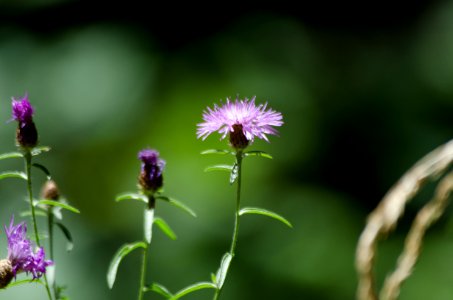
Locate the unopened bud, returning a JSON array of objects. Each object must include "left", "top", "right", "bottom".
[
  {"left": 16, "top": 121, "right": 38, "bottom": 149},
  {"left": 0, "top": 259, "right": 13, "bottom": 289},
  {"left": 41, "top": 180, "right": 60, "bottom": 200}
]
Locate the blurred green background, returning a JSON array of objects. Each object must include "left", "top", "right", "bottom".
[{"left": 0, "top": 1, "right": 452, "bottom": 299}]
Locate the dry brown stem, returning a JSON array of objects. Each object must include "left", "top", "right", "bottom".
[
  {"left": 380, "top": 172, "right": 453, "bottom": 300},
  {"left": 356, "top": 139, "right": 453, "bottom": 300}
]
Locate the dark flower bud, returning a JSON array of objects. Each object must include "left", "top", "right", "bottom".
[
  {"left": 138, "top": 149, "right": 165, "bottom": 193},
  {"left": 41, "top": 180, "right": 60, "bottom": 200},
  {"left": 0, "top": 259, "right": 13, "bottom": 289},
  {"left": 16, "top": 121, "right": 38, "bottom": 148}
]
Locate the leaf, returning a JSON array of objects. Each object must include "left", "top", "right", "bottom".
[
  {"left": 154, "top": 217, "right": 177, "bottom": 240},
  {"left": 144, "top": 282, "right": 173, "bottom": 298},
  {"left": 0, "top": 151, "right": 23, "bottom": 161},
  {"left": 239, "top": 207, "right": 292, "bottom": 228},
  {"left": 215, "top": 252, "right": 232, "bottom": 289},
  {"left": 156, "top": 196, "right": 197, "bottom": 217},
  {"left": 115, "top": 193, "right": 148, "bottom": 204},
  {"left": 171, "top": 282, "right": 217, "bottom": 299},
  {"left": 35, "top": 200, "right": 80, "bottom": 214},
  {"left": 32, "top": 163, "right": 51, "bottom": 179},
  {"left": 244, "top": 150, "right": 273, "bottom": 159},
  {"left": 204, "top": 164, "right": 233, "bottom": 172},
  {"left": 20, "top": 210, "right": 47, "bottom": 218},
  {"left": 6, "top": 278, "right": 44, "bottom": 288},
  {"left": 210, "top": 273, "right": 217, "bottom": 284},
  {"left": 30, "top": 146, "right": 51, "bottom": 156},
  {"left": 55, "top": 222, "right": 74, "bottom": 251},
  {"left": 107, "top": 241, "right": 147, "bottom": 289},
  {"left": 201, "top": 149, "right": 232, "bottom": 155},
  {"left": 229, "top": 163, "right": 238, "bottom": 185},
  {"left": 0, "top": 171, "right": 27, "bottom": 181},
  {"left": 144, "top": 208, "right": 154, "bottom": 244}
]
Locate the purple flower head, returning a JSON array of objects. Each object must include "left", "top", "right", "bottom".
[
  {"left": 12, "top": 94, "right": 34, "bottom": 124},
  {"left": 4, "top": 216, "right": 52, "bottom": 279},
  {"left": 11, "top": 93, "right": 38, "bottom": 148},
  {"left": 138, "top": 149, "right": 165, "bottom": 192},
  {"left": 197, "top": 96, "right": 283, "bottom": 149}
]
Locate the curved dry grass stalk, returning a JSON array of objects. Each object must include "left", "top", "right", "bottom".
[
  {"left": 355, "top": 139, "right": 453, "bottom": 300},
  {"left": 380, "top": 171, "right": 453, "bottom": 300}
]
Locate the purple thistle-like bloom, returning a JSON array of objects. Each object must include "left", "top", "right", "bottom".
[
  {"left": 138, "top": 149, "right": 165, "bottom": 192},
  {"left": 4, "top": 216, "right": 52, "bottom": 279},
  {"left": 11, "top": 93, "right": 38, "bottom": 148},
  {"left": 12, "top": 94, "right": 34, "bottom": 124},
  {"left": 197, "top": 96, "right": 283, "bottom": 149}
]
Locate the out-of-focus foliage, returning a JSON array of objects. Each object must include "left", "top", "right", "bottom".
[{"left": 0, "top": 1, "right": 452, "bottom": 299}]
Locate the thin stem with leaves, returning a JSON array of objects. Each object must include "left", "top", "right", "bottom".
[
  {"left": 213, "top": 151, "right": 243, "bottom": 300},
  {"left": 24, "top": 151, "right": 53, "bottom": 300}
]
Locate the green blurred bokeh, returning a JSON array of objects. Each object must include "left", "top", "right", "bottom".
[{"left": 0, "top": 2, "right": 452, "bottom": 299}]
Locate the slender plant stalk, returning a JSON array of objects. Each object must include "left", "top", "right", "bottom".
[
  {"left": 380, "top": 171, "right": 453, "bottom": 300},
  {"left": 230, "top": 153, "right": 243, "bottom": 256},
  {"left": 138, "top": 195, "right": 154, "bottom": 300},
  {"left": 214, "top": 151, "right": 243, "bottom": 300},
  {"left": 356, "top": 139, "right": 453, "bottom": 300},
  {"left": 47, "top": 207, "right": 57, "bottom": 300},
  {"left": 24, "top": 151, "right": 53, "bottom": 300},
  {"left": 138, "top": 244, "right": 149, "bottom": 300},
  {"left": 25, "top": 152, "right": 41, "bottom": 246}
]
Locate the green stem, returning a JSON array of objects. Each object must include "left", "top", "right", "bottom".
[
  {"left": 138, "top": 194, "right": 154, "bottom": 300},
  {"left": 138, "top": 244, "right": 148, "bottom": 300},
  {"left": 214, "top": 151, "right": 243, "bottom": 300},
  {"left": 24, "top": 151, "right": 53, "bottom": 300},
  {"left": 230, "top": 153, "right": 242, "bottom": 256},
  {"left": 48, "top": 207, "right": 57, "bottom": 300},
  {"left": 25, "top": 152, "right": 41, "bottom": 246}
]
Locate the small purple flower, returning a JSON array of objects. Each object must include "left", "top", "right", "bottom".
[
  {"left": 138, "top": 149, "right": 165, "bottom": 192},
  {"left": 4, "top": 216, "right": 52, "bottom": 279},
  {"left": 197, "top": 96, "right": 283, "bottom": 149},
  {"left": 11, "top": 93, "right": 38, "bottom": 148},
  {"left": 12, "top": 94, "right": 34, "bottom": 124}
]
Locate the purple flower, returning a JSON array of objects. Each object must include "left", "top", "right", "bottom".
[
  {"left": 138, "top": 149, "right": 165, "bottom": 192},
  {"left": 11, "top": 93, "right": 38, "bottom": 148},
  {"left": 197, "top": 96, "right": 283, "bottom": 149},
  {"left": 12, "top": 94, "right": 34, "bottom": 123},
  {"left": 4, "top": 216, "right": 52, "bottom": 279}
]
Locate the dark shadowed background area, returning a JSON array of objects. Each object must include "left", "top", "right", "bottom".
[{"left": 0, "top": 1, "right": 452, "bottom": 299}]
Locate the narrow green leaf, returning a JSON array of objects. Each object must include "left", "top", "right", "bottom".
[
  {"left": 229, "top": 163, "right": 238, "bottom": 185},
  {"left": 35, "top": 200, "right": 80, "bottom": 214},
  {"left": 204, "top": 165, "right": 233, "bottom": 172},
  {"left": 6, "top": 278, "right": 44, "bottom": 288},
  {"left": 144, "top": 282, "right": 173, "bottom": 298},
  {"left": 20, "top": 210, "right": 47, "bottom": 218},
  {"left": 144, "top": 208, "right": 154, "bottom": 244},
  {"left": 115, "top": 193, "right": 148, "bottom": 204},
  {"left": 171, "top": 282, "right": 217, "bottom": 299},
  {"left": 0, "top": 151, "right": 23, "bottom": 161},
  {"left": 32, "top": 163, "right": 51, "bottom": 179},
  {"left": 216, "top": 252, "right": 232, "bottom": 289},
  {"left": 239, "top": 207, "right": 292, "bottom": 228},
  {"left": 156, "top": 196, "right": 197, "bottom": 217},
  {"left": 154, "top": 217, "right": 177, "bottom": 240},
  {"left": 210, "top": 273, "right": 217, "bottom": 284},
  {"left": 244, "top": 150, "right": 273, "bottom": 159},
  {"left": 55, "top": 222, "right": 74, "bottom": 251},
  {"left": 30, "top": 146, "right": 51, "bottom": 156},
  {"left": 201, "top": 149, "right": 232, "bottom": 155},
  {"left": 107, "top": 241, "right": 147, "bottom": 289},
  {"left": 0, "top": 171, "right": 27, "bottom": 181}
]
